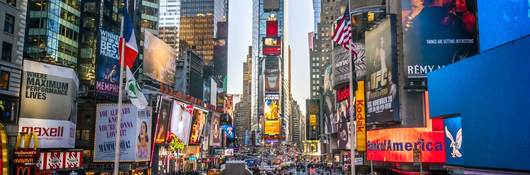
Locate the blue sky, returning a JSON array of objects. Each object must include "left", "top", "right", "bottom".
[{"left": 227, "top": 0, "right": 313, "bottom": 110}]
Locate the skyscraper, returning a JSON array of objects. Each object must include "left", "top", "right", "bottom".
[
  {"left": 235, "top": 46, "right": 253, "bottom": 144},
  {"left": 159, "top": 0, "right": 181, "bottom": 55}
]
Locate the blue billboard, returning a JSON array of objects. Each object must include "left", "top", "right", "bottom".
[
  {"left": 428, "top": 36, "right": 530, "bottom": 171},
  {"left": 477, "top": 0, "right": 530, "bottom": 52},
  {"left": 96, "top": 29, "right": 120, "bottom": 96},
  {"left": 444, "top": 117, "right": 463, "bottom": 166}
]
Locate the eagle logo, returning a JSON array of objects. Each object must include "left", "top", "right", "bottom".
[{"left": 445, "top": 126, "right": 463, "bottom": 158}]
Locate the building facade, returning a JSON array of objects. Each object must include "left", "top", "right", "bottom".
[{"left": 234, "top": 46, "right": 252, "bottom": 145}]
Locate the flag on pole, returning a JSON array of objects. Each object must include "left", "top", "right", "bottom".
[
  {"left": 126, "top": 67, "right": 148, "bottom": 109},
  {"left": 332, "top": 7, "right": 354, "bottom": 51},
  {"left": 119, "top": 0, "right": 138, "bottom": 68}
]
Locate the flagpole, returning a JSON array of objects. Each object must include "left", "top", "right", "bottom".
[
  {"left": 346, "top": 1, "right": 357, "bottom": 175},
  {"left": 114, "top": 19, "right": 127, "bottom": 175}
]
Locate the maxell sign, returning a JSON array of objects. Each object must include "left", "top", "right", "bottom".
[{"left": 18, "top": 118, "right": 76, "bottom": 148}]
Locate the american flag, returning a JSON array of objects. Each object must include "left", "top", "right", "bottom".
[{"left": 332, "top": 7, "right": 354, "bottom": 51}]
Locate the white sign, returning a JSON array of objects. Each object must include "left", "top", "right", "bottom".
[
  {"left": 94, "top": 104, "right": 152, "bottom": 162},
  {"left": 18, "top": 118, "right": 76, "bottom": 148},
  {"left": 169, "top": 101, "right": 192, "bottom": 145}
]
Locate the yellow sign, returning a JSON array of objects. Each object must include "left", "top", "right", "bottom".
[
  {"left": 355, "top": 80, "right": 366, "bottom": 151},
  {"left": 309, "top": 114, "right": 317, "bottom": 129},
  {"left": 264, "top": 99, "right": 281, "bottom": 135}
]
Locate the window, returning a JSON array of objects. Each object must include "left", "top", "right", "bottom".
[
  {"left": 0, "top": 71, "right": 9, "bottom": 90},
  {"left": 1, "top": 42, "right": 12, "bottom": 62},
  {"left": 3, "top": 13, "right": 15, "bottom": 34},
  {"left": 6, "top": 0, "right": 16, "bottom": 6}
]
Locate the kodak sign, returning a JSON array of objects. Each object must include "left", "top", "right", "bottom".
[{"left": 355, "top": 80, "right": 366, "bottom": 151}]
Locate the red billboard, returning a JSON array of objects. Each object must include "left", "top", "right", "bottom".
[
  {"left": 367, "top": 128, "right": 445, "bottom": 163},
  {"left": 266, "top": 20, "right": 278, "bottom": 37},
  {"left": 263, "top": 37, "right": 281, "bottom": 56}
]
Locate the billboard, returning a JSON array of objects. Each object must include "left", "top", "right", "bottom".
[
  {"left": 143, "top": 31, "right": 177, "bottom": 85},
  {"left": 18, "top": 118, "right": 75, "bottom": 148},
  {"left": 306, "top": 99, "right": 320, "bottom": 140},
  {"left": 444, "top": 117, "right": 463, "bottom": 166},
  {"left": 210, "top": 112, "right": 221, "bottom": 147},
  {"left": 264, "top": 0, "right": 279, "bottom": 11},
  {"left": 332, "top": 47, "right": 351, "bottom": 88},
  {"left": 169, "top": 101, "right": 192, "bottom": 145},
  {"left": 264, "top": 96, "right": 280, "bottom": 135},
  {"left": 94, "top": 104, "right": 152, "bottom": 162},
  {"left": 37, "top": 150, "right": 82, "bottom": 170},
  {"left": 263, "top": 37, "right": 281, "bottom": 56},
  {"left": 477, "top": 0, "right": 530, "bottom": 51},
  {"left": 353, "top": 43, "right": 367, "bottom": 80},
  {"left": 189, "top": 108, "right": 207, "bottom": 145},
  {"left": 401, "top": 0, "right": 478, "bottom": 77},
  {"left": 96, "top": 29, "right": 120, "bottom": 96},
  {"left": 322, "top": 64, "right": 336, "bottom": 134},
  {"left": 367, "top": 128, "right": 445, "bottom": 163},
  {"left": 364, "top": 18, "right": 398, "bottom": 124},
  {"left": 337, "top": 122, "right": 350, "bottom": 150},
  {"left": 266, "top": 20, "right": 278, "bottom": 37},
  {"left": 264, "top": 58, "right": 280, "bottom": 93},
  {"left": 224, "top": 95, "right": 234, "bottom": 117},
  {"left": 355, "top": 80, "right": 366, "bottom": 151},
  {"left": 155, "top": 98, "right": 172, "bottom": 144}
]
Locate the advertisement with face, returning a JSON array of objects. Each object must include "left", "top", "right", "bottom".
[
  {"left": 94, "top": 104, "right": 152, "bottom": 162},
  {"left": 337, "top": 122, "right": 350, "bottom": 150},
  {"left": 96, "top": 29, "right": 120, "bottom": 96},
  {"left": 155, "top": 98, "right": 172, "bottom": 144},
  {"left": 264, "top": 96, "right": 280, "bottom": 135},
  {"left": 365, "top": 19, "right": 398, "bottom": 124},
  {"left": 189, "top": 108, "right": 207, "bottom": 145},
  {"left": 210, "top": 112, "right": 221, "bottom": 147},
  {"left": 264, "top": 58, "right": 280, "bottom": 93},
  {"left": 322, "top": 64, "right": 336, "bottom": 134},
  {"left": 169, "top": 101, "right": 192, "bottom": 145},
  {"left": 143, "top": 31, "right": 177, "bottom": 85},
  {"left": 332, "top": 47, "right": 351, "bottom": 88},
  {"left": 401, "top": 0, "right": 478, "bottom": 77}
]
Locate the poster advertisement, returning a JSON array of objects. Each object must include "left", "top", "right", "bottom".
[
  {"left": 322, "top": 64, "right": 336, "bottom": 134},
  {"left": 332, "top": 47, "right": 351, "bottom": 88},
  {"left": 355, "top": 80, "right": 366, "bottom": 151},
  {"left": 20, "top": 60, "right": 78, "bottom": 123},
  {"left": 96, "top": 29, "right": 120, "bottom": 96},
  {"left": 18, "top": 118, "right": 76, "bottom": 148},
  {"left": 263, "top": 37, "right": 281, "bottom": 56},
  {"left": 264, "top": 96, "right": 280, "bottom": 135},
  {"left": 189, "top": 108, "right": 207, "bottom": 145},
  {"left": 367, "top": 128, "right": 445, "bottom": 163},
  {"left": 224, "top": 95, "right": 234, "bottom": 117},
  {"left": 306, "top": 99, "right": 320, "bottom": 140},
  {"left": 143, "top": 31, "right": 177, "bottom": 85},
  {"left": 264, "top": 58, "right": 280, "bottom": 93},
  {"left": 353, "top": 43, "right": 367, "bottom": 80},
  {"left": 401, "top": 0, "right": 478, "bottom": 77},
  {"left": 169, "top": 101, "right": 192, "bottom": 145},
  {"left": 94, "top": 104, "right": 152, "bottom": 162},
  {"left": 365, "top": 18, "right": 398, "bottom": 124},
  {"left": 210, "top": 112, "right": 221, "bottom": 147},
  {"left": 337, "top": 122, "right": 350, "bottom": 150},
  {"left": 155, "top": 98, "right": 172, "bottom": 144}
]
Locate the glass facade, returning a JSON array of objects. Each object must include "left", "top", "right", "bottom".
[
  {"left": 24, "top": 0, "right": 81, "bottom": 68},
  {"left": 180, "top": 0, "right": 215, "bottom": 65}
]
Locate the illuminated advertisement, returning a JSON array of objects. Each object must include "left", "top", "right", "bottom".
[
  {"left": 266, "top": 20, "right": 278, "bottom": 37},
  {"left": 264, "top": 0, "right": 279, "bottom": 11},
  {"left": 96, "top": 29, "right": 120, "bottom": 96},
  {"left": 189, "top": 108, "right": 207, "bottom": 145},
  {"left": 94, "top": 104, "right": 152, "bottom": 162},
  {"left": 263, "top": 37, "right": 281, "bottom": 56},
  {"left": 210, "top": 112, "right": 221, "bottom": 147},
  {"left": 477, "top": 0, "right": 530, "bottom": 51},
  {"left": 224, "top": 95, "right": 234, "bottom": 117},
  {"left": 337, "top": 122, "right": 350, "bottom": 150},
  {"left": 143, "top": 31, "right": 177, "bottom": 85},
  {"left": 155, "top": 98, "right": 172, "bottom": 144},
  {"left": 401, "top": 0, "right": 478, "bottom": 77},
  {"left": 444, "top": 117, "right": 463, "bottom": 165},
  {"left": 332, "top": 47, "right": 351, "bottom": 88},
  {"left": 322, "top": 64, "right": 336, "bottom": 134},
  {"left": 306, "top": 99, "right": 320, "bottom": 140},
  {"left": 364, "top": 18, "right": 398, "bottom": 123},
  {"left": 353, "top": 43, "right": 367, "bottom": 80},
  {"left": 264, "top": 58, "right": 280, "bottom": 93},
  {"left": 37, "top": 150, "right": 82, "bottom": 170},
  {"left": 355, "top": 80, "right": 366, "bottom": 151},
  {"left": 264, "top": 96, "right": 280, "bottom": 135},
  {"left": 169, "top": 101, "right": 192, "bottom": 145},
  {"left": 367, "top": 128, "right": 445, "bottom": 163}
]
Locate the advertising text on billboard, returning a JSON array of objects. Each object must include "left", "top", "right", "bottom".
[
  {"left": 96, "top": 29, "right": 120, "bottom": 96},
  {"left": 355, "top": 80, "right": 366, "bottom": 151}
]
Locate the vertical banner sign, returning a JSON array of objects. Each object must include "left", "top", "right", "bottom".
[
  {"left": 210, "top": 112, "right": 222, "bottom": 147},
  {"left": 94, "top": 104, "right": 152, "bottom": 162},
  {"left": 355, "top": 80, "right": 366, "bottom": 151},
  {"left": 189, "top": 108, "right": 207, "bottom": 145},
  {"left": 169, "top": 101, "right": 193, "bottom": 145},
  {"left": 96, "top": 29, "right": 120, "bottom": 96},
  {"left": 155, "top": 98, "right": 172, "bottom": 144},
  {"left": 264, "top": 96, "right": 280, "bottom": 135},
  {"left": 14, "top": 149, "right": 37, "bottom": 175}
]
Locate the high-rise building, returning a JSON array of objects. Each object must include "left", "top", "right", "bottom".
[
  {"left": 289, "top": 98, "right": 303, "bottom": 145},
  {"left": 308, "top": 32, "right": 321, "bottom": 99},
  {"left": 235, "top": 46, "right": 252, "bottom": 145},
  {"left": 159, "top": 0, "right": 181, "bottom": 56},
  {"left": 312, "top": 0, "right": 321, "bottom": 32},
  {"left": 0, "top": 0, "right": 27, "bottom": 150}
]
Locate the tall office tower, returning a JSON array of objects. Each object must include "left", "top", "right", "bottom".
[
  {"left": 308, "top": 32, "right": 321, "bottom": 99},
  {"left": 236, "top": 46, "right": 253, "bottom": 144},
  {"left": 24, "top": 0, "right": 81, "bottom": 68},
  {"left": 0, "top": 0, "right": 27, "bottom": 149},
  {"left": 159, "top": 0, "right": 181, "bottom": 54},
  {"left": 213, "top": 0, "right": 228, "bottom": 83},
  {"left": 289, "top": 98, "right": 302, "bottom": 145},
  {"left": 140, "top": 0, "right": 160, "bottom": 35},
  {"left": 252, "top": 0, "right": 288, "bottom": 144},
  {"left": 312, "top": 0, "right": 321, "bottom": 32}
]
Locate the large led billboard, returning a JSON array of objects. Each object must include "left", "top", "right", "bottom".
[
  {"left": 477, "top": 0, "right": 530, "bottom": 51},
  {"left": 189, "top": 108, "right": 207, "bottom": 145},
  {"left": 266, "top": 20, "right": 278, "bottom": 37},
  {"left": 264, "top": 58, "right": 280, "bottom": 93},
  {"left": 364, "top": 18, "right": 398, "bottom": 124},
  {"left": 143, "top": 31, "right": 177, "bottom": 85},
  {"left": 264, "top": 96, "right": 280, "bottom": 135},
  {"left": 332, "top": 47, "right": 351, "bottom": 88},
  {"left": 263, "top": 37, "right": 281, "bottom": 56},
  {"left": 367, "top": 128, "right": 445, "bottom": 163},
  {"left": 169, "top": 101, "right": 192, "bottom": 145}
]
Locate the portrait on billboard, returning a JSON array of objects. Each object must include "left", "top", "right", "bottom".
[
  {"left": 96, "top": 29, "right": 120, "bottom": 96},
  {"left": 169, "top": 101, "right": 192, "bottom": 145},
  {"left": 210, "top": 113, "right": 221, "bottom": 146},
  {"left": 365, "top": 18, "right": 398, "bottom": 124},
  {"left": 401, "top": 0, "right": 478, "bottom": 77},
  {"left": 143, "top": 31, "right": 177, "bottom": 85},
  {"left": 189, "top": 108, "right": 207, "bottom": 145},
  {"left": 136, "top": 108, "right": 152, "bottom": 161},
  {"left": 264, "top": 58, "right": 280, "bottom": 93},
  {"left": 337, "top": 122, "right": 350, "bottom": 150},
  {"left": 155, "top": 98, "right": 172, "bottom": 144}
]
